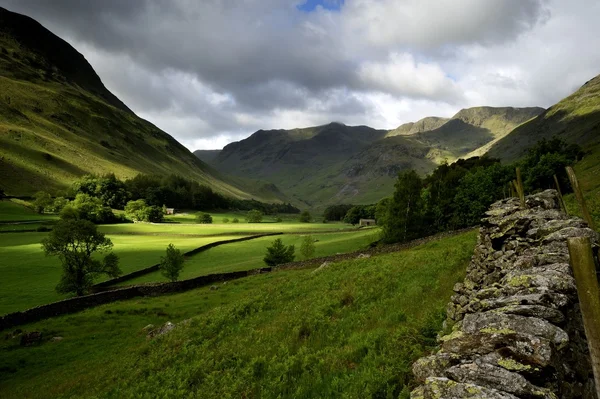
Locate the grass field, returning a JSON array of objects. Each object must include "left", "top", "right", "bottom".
[
  {"left": 0, "top": 200, "right": 58, "bottom": 222},
  {"left": 0, "top": 233, "right": 246, "bottom": 314},
  {"left": 0, "top": 230, "right": 477, "bottom": 398},
  {"left": 120, "top": 229, "right": 379, "bottom": 285}
]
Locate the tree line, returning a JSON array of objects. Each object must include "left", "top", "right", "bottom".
[
  {"left": 32, "top": 173, "right": 300, "bottom": 223},
  {"left": 377, "top": 137, "right": 582, "bottom": 243}
]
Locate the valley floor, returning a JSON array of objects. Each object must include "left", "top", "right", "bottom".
[{"left": 0, "top": 230, "right": 477, "bottom": 398}]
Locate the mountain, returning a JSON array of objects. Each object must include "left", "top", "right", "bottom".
[
  {"left": 0, "top": 7, "right": 278, "bottom": 202},
  {"left": 200, "top": 107, "right": 544, "bottom": 207}
]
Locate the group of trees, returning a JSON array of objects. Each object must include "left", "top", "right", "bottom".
[
  {"left": 378, "top": 138, "right": 582, "bottom": 243},
  {"left": 322, "top": 204, "right": 376, "bottom": 225},
  {"left": 31, "top": 172, "right": 301, "bottom": 224}
]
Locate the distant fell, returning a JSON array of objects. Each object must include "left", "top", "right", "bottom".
[{"left": 199, "top": 107, "right": 544, "bottom": 208}]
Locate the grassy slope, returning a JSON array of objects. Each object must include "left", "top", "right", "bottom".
[
  {"left": 487, "top": 75, "right": 600, "bottom": 162},
  {"left": 0, "top": 230, "right": 477, "bottom": 399},
  {"left": 0, "top": 8, "right": 278, "bottom": 202}
]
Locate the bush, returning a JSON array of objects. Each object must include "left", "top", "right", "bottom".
[
  {"left": 124, "top": 200, "right": 164, "bottom": 223},
  {"left": 222, "top": 218, "right": 230, "bottom": 223},
  {"left": 159, "top": 243, "right": 185, "bottom": 282},
  {"left": 298, "top": 210, "right": 311, "bottom": 223},
  {"left": 232, "top": 218, "right": 239, "bottom": 223},
  {"left": 46, "top": 197, "right": 69, "bottom": 214},
  {"left": 33, "top": 191, "right": 52, "bottom": 214},
  {"left": 197, "top": 213, "right": 213, "bottom": 224},
  {"left": 300, "top": 235, "right": 316, "bottom": 259},
  {"left": 263, "top": 238, "right": 295, "bottom": 266},
  {"left": 275, "top": 217, "right": 282, "bottom": 223},
  {"left": 246, "top": 210, "right": 263, "bottom": 223}
]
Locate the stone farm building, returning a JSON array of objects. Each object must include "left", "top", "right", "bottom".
[{"left": 359, "top": 219, "right": 376, "bottom": 227}]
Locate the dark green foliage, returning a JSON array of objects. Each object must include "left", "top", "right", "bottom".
[
  {"left": 124, "top": 174, "right": 300, "bottom": 214},
  {"left": 452, "top": 163, "right": 513, "bottom": 227},
  {"left": 60, "top": 193, "right": 120, "bottom": 224},
  {"left": 323, "top": 204, "right": 354, "bottom": 221},
  {"left": 246, "top": 209, "right": 263, "bottom": 223},
  {"left": 46, "top": 196, "right": 69, "bottom": 214},
  {"left": 232, "top": 218, "right": 239, "bottom": 223},
  {"left": 73, "top": 174, "right": 129, "bottom": 209},
  {"left": 422, "top": 157, "right": 500, "bottom": 232},
  {"left": 263, "top": 238, "right": 295, "bottom": 266},
  {"left": 124, "top": 199, "right": 163, "bottom": 223},
  {"left": 383, "top": 170, "right": 424, "bottom": 243},
  {"left": 300, "top": 235, "right": 316, "bottom": 259},
  {"left": 222, "top": 217, "right": 229, "bottom": 223},
  {"left": 519, "top": 137, "right": 582, "bottom": 192},
  {"left": 298, "top": 210, "right": 311, "bottom": 223},
  {"left": 196, "top": 213, "right": 213, "bottom": 224},
  {"left": 375, "top": 198, "right": 391, "bottom": 226},
  {"left": 33, "top": 191, "right": 52, "bottom": 213},
  {"left": 41, "top": 219, "right": 121, "bottom": 295},
  {"left": 343, "top": 205, "right": 376, "bottom": 225},
  {"left": 159, "top": 243, "right": 185, "bottom": 282}
]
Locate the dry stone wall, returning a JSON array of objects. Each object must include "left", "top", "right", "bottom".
[{"left": 411, "top": 190, "right": 599, "bottom": 399}]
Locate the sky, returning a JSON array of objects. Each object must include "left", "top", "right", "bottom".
[{"left": 1, "top": 0, "right": 599, "bottom": 150}]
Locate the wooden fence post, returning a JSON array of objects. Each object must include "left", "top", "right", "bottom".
[
  {"left": 567, "top": 237, "right": 600, "bottom": 398},
  {"left": 566, "top": 166, "right": 595, "bottom": 230},
  {"left": 553, "top": 174, "right": 568, "bottom": 214},
  {"left": 515, "top": 168, "right": 526, "bottom": 208}
]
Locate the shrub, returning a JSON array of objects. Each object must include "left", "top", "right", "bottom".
[
  {"left": 124, "top": 200, "right": 163, "bottom": 223},
  {"left": 222, "top": 218, "right": 230, "bottom": 223},
  {"left": 232, "top": 218, "right": 239, "bottom": 223},
  {"left": 246, "top": 209, "right": 263, "bottom": 223},
  {"left": 159, "top": 243, "right": 185, "bottom": 282},
  {"left": 300, "top": 235, "right": 316, "bottom": 259},
  {"left": 298, "top": 210, "right": 311, "bottom": 223},
  {"left": 33, "top": 191, "right": 52, "bottom": 214},
  {"left": 263, "top": 238, "right": 295, "bottom": 266},
  {"left": 196, "top": 213, "right": 213, "bottom": 224}
]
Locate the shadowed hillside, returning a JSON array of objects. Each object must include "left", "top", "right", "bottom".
[
  {"left": 201, "top": 107, "right": 543, "bottom": 207},
  {"left": 0, "top": 7, "right": 278, "bottom": 202}
]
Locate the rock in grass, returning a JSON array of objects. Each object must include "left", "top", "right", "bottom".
[
  {"left": 146, "top": 321, "right": 175, "bottom": 339},
  {"left": 50, "top": 336, "right": 63, "bottom": 342},
  {"left": 20, "top": 331, "right": 42, "bottom": 346},
  {"left": 312, "top": 261, "right": 331, "bottom": 274}
]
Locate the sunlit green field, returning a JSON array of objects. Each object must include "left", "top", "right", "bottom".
[
  {"left": 0, "top": 233, "right": 244, "bottom": 314},
  {"left": 0, "top": 200, "right": 58, "bottom": 222},
  {"left": 0, "top": 230, "right": 477, "bottom": 399},
  {"left": 121, "top": 229, "right": 379, "bottom": 284}
]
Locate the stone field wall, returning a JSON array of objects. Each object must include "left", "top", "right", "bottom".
[{"left": 411, "top": 190, "right": 599, "bottom": 399}]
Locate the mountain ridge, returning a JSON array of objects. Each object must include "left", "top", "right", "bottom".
[{"left": 196, "top": 106, "right": 544, "bottom": 207}]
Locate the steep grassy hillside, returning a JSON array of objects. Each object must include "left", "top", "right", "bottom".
[
  {"left": 0, "top": 230, "right": 477, "bottom": 398},
  {"left": 0, "top": 7, "right": 276, "bottom": 201},
  {"left": 203, "top": 108, "right": 543, "bottom": 208},
  {"left": 488, "top": 75, "right": 600, "bottom": 161}
]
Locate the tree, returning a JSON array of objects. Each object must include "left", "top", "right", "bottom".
[
  {"left": 382, "top": 170, "right": 424, "bottom": 243},
  {"left": 159, "top": 243, "right": 185, "bottom": 282},
  {"left": 263, "top": 238, "right": 295, "bottom": 266},
  {"left": 47, "top": 197, "right": 69, "bottom": 214},
  {"left": 197, "top": 212, "right": 213, "bottom": 224},
  {"left": 232, "top": 218, "right": 239, "bottom": 223},
  {"left": 246, "top": 209, "right": 263, "bottom": 223},
  {"left": 42, "top": 219, "right": 121, "bottom": 296},
  {"left": 300, "top": 235, "right": 316, "bottom": 259},
  {"left": 33, "top": 191, "right": 53, "bottom": 214},
  {"left": 124, "top": 199, "right": 163, "bottom": 223},
  {"left": 298, "top": 210, "right": 311, "bottom": 223}
]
